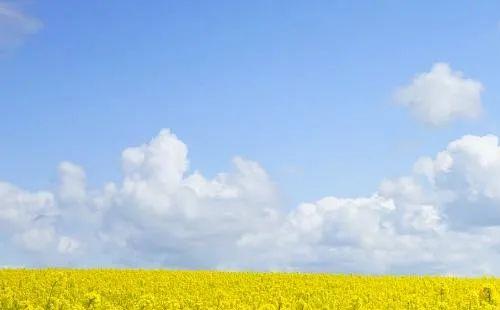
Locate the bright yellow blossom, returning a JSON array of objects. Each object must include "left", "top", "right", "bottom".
[{"left": 0, "top": 269, "right": 499, "bottom": 309}]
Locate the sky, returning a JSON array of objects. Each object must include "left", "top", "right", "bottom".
[{"left": 2, "top": 1, "right": 500, "bottom": 274}]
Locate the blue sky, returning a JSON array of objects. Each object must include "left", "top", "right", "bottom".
[
  {"left": 2, "top": 1, "right": 500, "bottom": 203},
  {"left": 2, "top": 1, "right": 500, "bottom": 273}
]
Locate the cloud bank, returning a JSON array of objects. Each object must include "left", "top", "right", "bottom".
[
  {"left": 395, "top": 63, "right": 483, "bottom": 126},
  {"left": 2, "top": 129, "right": 500, "bottom": 274}
]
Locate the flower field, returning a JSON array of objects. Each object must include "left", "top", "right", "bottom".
[{"left": 0, "top": 269, "right": 499, "bottom": 309}]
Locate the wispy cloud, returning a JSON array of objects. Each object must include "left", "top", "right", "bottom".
[{"left": 0, "top": 1, "right": 42, "bottom": 51}]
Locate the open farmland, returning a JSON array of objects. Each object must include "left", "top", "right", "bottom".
[{"left": 0, "top": 269, "right": 498, "bottom": 309}]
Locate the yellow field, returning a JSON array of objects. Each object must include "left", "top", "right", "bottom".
[{"left": 0, "top": 270, "right": 498, "bottom": 309}]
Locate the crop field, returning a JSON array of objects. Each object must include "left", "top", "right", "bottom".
[{"left": 0, "top": 269, "right": 499, "bottom": 309}]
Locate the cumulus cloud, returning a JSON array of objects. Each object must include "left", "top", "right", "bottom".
[
  {"left": 0, "top": 1, "right": 41, "bottom": 51},
  {"left": 0, "top": 182, "right": 55, "bottom": 232},
  {"left": 395, "top": 63, "right": 483, "bottom": 126},
  {"left": 3, "top": 129, "right": 500, "bottom": 274},
  {"left": 58, "top": 162, "right": 87, "bottom": 205},
  {"left": 414, "top": 135, "right": 500, "bottom": 228},
  {"left": 57, "top": 236, "right": 80, "bottom": 254},
  {"left": 14, "top": 227, "right": 55, "bottom": 252}
]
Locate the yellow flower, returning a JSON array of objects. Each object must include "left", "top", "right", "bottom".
[{"left": 1, "top": 269, "right": 500, "bottom": 309}]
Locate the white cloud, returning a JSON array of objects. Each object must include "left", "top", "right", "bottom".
[
  {"left": 414, "top": 134, "right": 500, "bottom": 228},
  {"left": 395, "top": 63, "right": 483, "bottom": 126},
  {"left": 57, "top": 236, "right": 80, "bottom": 254},
  {"left": 0, "top": 1, "right": 41, "bottom": 51},
  {"left": 4, "top": 129, "right": 500, "bottom": 274},
  {"left": 58, "top": 162, "right": 87, "bottom": 205},
  {"left": 15, "top": 227, "right": 55, "bottom": 252},
  {"left": 104, "top": 135, "right": 283, "bottom": 267},
  {"left": 0, "top": 181, "right": 55, "bottom": 232}
]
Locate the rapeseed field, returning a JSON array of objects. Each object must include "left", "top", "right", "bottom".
[{"left": 0, "top": 269, "right": 498, "bottom": 309}]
